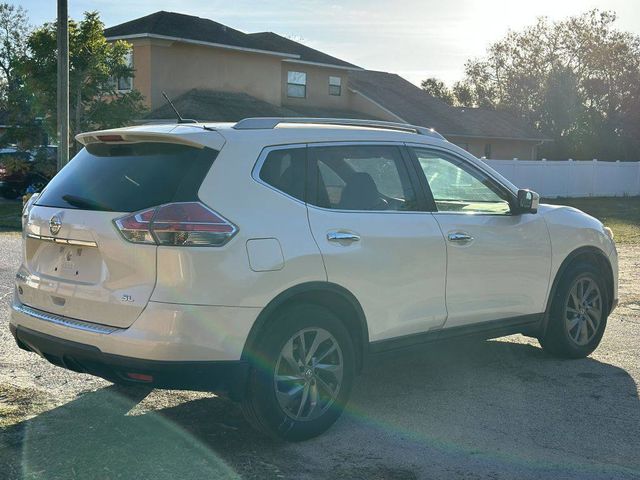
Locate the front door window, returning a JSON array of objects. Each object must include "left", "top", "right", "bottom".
[{"left": 413, "top": 148, "right": 511, "bottom": 215}]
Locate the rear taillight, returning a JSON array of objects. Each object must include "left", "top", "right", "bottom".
[
  {"left": 114, "top": 202, "right": 237, "bottom": 247},
  {"left": 115, "top": 207, "right": 156, "bottom": 244}
]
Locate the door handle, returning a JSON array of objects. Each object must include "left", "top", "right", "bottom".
[
  {"left": 447, "top": 232, "right": 474, "bottom": 243},
  {"left": 327, "top": 231, "right": 360, "bottom": 243}
]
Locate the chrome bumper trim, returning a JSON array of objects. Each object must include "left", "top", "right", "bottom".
[
  {"left": 26, "top": 233, "right": 97, "bottom": 248},
  {"left": 12, "top": 303, "right": 121, "bottom": 334}
]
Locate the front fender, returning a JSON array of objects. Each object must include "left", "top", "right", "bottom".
[{"left": 538, "top": 204, "right": 617, "bottom": 334}]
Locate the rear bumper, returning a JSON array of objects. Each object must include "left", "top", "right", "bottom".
[
  {"left": 9, "top": 295, "right": 260, "bottom": 398},
  {"left": 10, "top": 295, "right": 260, "bottom": 361},
  {"left": 10, "top": 323, "right": 250, "bottom": 399}
]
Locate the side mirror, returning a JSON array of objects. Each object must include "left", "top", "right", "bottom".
[{"left": 516, "top": 189, "right": 539, "bottom": 214}]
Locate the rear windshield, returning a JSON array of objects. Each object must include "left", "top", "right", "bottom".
[{"left": 36, "top": 142, "right": 218, "bottom": 212}]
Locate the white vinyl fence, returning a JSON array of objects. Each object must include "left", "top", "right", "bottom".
[{"left": 484, "top": 159, "right": 640, "bottom": 198}]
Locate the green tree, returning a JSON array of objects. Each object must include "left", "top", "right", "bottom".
[
  {"left": 0, "top": 3, "right": 29, "bottom": 105},
  {"left": 451, "top": 81, "right": 474, "bottom": 107},
  {"left": 457, "top": 10, "right": 640, "bottom": 159},
  {"left": 0, "top": 3, "right": 42, "bottom": 148},
  {"left": 21, "top": 11, "right": 146, "bottom": 154},
  {"left": 420, "top": 77, "right": 454, "bottom": 105},
  {"left": 420, "top": 77, "right": 476, "bottom": 107}
]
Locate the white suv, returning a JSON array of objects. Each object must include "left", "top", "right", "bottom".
[{"left": 11, "top": 118, "right": 618, "bottom": 440}]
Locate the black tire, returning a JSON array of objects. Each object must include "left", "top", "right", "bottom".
[
  {"left": 241, "top": 303, "right": 355, "bottom": 441},
  {"left": 539, "top": 262, "right": 608, "bottom": 358}
]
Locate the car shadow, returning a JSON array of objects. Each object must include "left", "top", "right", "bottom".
[{"left": 1, "top": 338, "right": 639, "bottom": 480}]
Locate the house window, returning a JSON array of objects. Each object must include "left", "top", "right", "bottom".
[
  {"left": 287, "top": 71, "right": 307, "bottom": 98},
  {"left": 329, "top": 76, "right": 341, "bottom": 96},
  {"left": 116, "top": 52, "right": 133, "bottom": 92},
  {"left": 484, "top": 143, "right": 492, "bottom": 159}
]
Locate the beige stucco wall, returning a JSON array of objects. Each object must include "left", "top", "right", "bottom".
[
  {"left": 128, "top": 39, "right": 359, "bottom": 112},
  {"left": 447, "top": 136, "right": 539, "bottom": 160},
  {"left": 129, "top": 40, "right": 152, "bottom": 106},
  {"left": 127, "top": 38, "right": 284, "bottom": 109},
  {"left": 281, "top": 63, "right": 353, "bottom": 110}
]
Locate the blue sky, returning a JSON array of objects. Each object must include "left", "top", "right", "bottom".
[{"left": 16, "top": 0, "right": 640, "bottom": 85}]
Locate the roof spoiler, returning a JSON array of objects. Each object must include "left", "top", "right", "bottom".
[
  {"left": 233, "top": 117, "right": 445, "bottom": 140},
  {"left": 75, "top": 129, "right": 207, "bottom": 149}
]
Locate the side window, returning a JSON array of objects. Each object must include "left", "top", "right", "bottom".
[
  {"left": 413, "top": 148, "right": 511, "bottom": 215},
  {"left": 309, "top": 145, "right": 418, "bottom": 211},
  {"left": 259, "top": 148, "right": 306, "bottom": 201}
]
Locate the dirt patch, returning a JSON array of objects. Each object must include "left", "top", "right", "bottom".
[
  {"left": 0, "top": 383, "right": 53, "bottom": 428},
  {"left": 615, "top": 244, "right": 640, "bottom": 318},
  {"left": 332, "top": 466, "right": 418, "bottom": 480}
]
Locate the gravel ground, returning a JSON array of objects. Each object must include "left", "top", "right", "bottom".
[{"left": 0, "top": 232, "right": 638, "bottom": 480}]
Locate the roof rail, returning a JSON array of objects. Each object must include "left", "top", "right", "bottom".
[{"left": 232, "top": 117, "right": 445, "bottom": 140}]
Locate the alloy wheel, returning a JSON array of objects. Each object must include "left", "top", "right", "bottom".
[
  {"left": 273, "top": 327, "right": 343, "bottom": 421},
  {"left": 564, "top": 276, "right": 603, "bottom": 346}
]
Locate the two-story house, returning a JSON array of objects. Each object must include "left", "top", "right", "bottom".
[{"left": 105, "top": 11, "right": 548, "bottom": 159}]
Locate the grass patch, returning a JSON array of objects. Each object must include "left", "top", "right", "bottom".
[
  {"left": 0, "top": 201, "right": 21, "bottom": 231},
  {"left": 544, "top": 196, "right": 640, "bottom": 243}
]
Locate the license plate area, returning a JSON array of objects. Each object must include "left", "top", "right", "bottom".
[{"left": 27, "top": 239, "right": 102, "bottom": 284}]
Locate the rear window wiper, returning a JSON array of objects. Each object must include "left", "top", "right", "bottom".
[{"left": 61, "top": 194, "right": 114, "bottom": 211}]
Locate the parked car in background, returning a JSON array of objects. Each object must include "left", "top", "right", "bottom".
[
  {"left": 30, "top": 145, "right": 57, "bottom": 166},
  {"left": 0, "top": 145, "right": 57, "bottom": 199},
  {"left": 28, "top": 145, "right": 58, "bottom": 192},
  {"left": 11, "top": 118, "right": 618, "bottom": 441},
  {"left": 0, "top": 148, "right": 33, "bottom": 199}
]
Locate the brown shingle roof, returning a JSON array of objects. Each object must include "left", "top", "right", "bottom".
[
  {"left": 105, "top": 11, "right": 357, "bottom": 68},
  {"left": 146, "top": 89, "right": 296, "bottom": 121},
  {"left": 105, "top": 11, "right": 260, "bottom": 50},
  {"left": 146, "top": 89, "right": 379, "bottom": 122},
  {"left": 247, "top": 32, "right": 359, "bottom": 69},
  {"left": 350, "top": 70, "right": 547, "bottom": 141},
  {"left": 451, "top": 107, "right": 549, "bottom": 140}
]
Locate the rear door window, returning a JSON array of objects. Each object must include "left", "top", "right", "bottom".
[
  {"left": 309, "top": 145, "right": 418, "bottom": 211},
  {"left": 35, "top": 143, "right": 218, "bottom": 212}
]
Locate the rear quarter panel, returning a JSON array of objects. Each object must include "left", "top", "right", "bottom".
[{"left": 151, "top": 137, "right": 327, "bottom": 307}]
